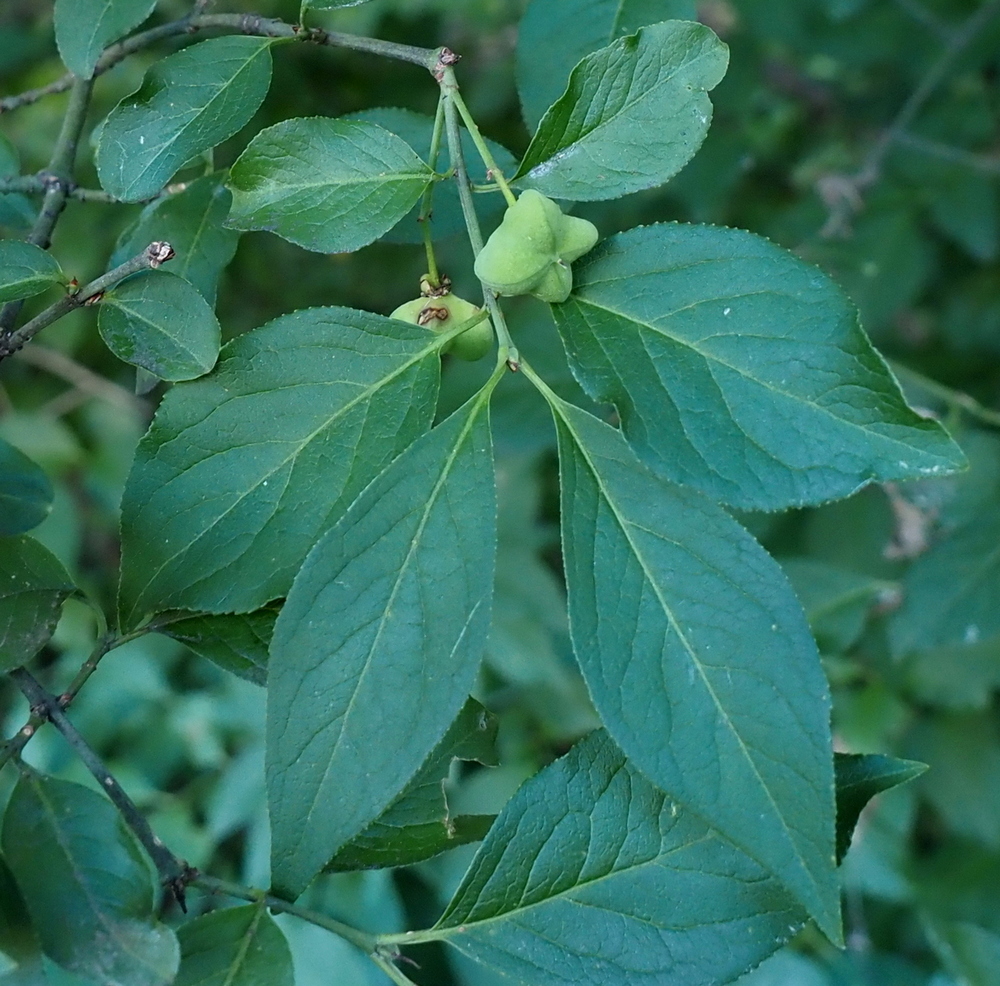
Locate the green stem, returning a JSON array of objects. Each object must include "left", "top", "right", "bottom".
[
  {"left": 419, "top": 95, "right": 448, "bottom": 286},
  {"left": 370, "top": 953, "right": 422, "bottom": 986},
  {"left": 444, "top": 70, "right": 517, "bottom": 207},
  {"left": 889, "top": 360, "right": 1000, "bottom": 429}
]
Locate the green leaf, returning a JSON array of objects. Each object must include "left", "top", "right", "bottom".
[
  {"left": 343, "top": 107, "right": 517, "bottom": 245},
  {"left": 554, "top": 223, "right": 966, "bottom": 510},
  {"left": 0, "top": 438, "right": 53, "bottom": 536},
  {"left": 54, "top": 0, "right": 157, "bottom": 79},
  {"left": 514, "top": 21, "right": 727, "bottom": 201},
  {"left": 924, "top": 916, "right": 1000, "bottom": 986},
  {"left": 0, "top": 241, "right": 63, "bottom": 303},
  {"left": 267, "top": 388, "right": 498, "bottom": 898},
  {"left": 304, "top": 0, "right": 376, "bottom": 8},
  {"left": 226, "top": 118, "right": 432, "bottom": 254},
  {"left": 98, "top": 270, "right": 221, "bottom": 381},
  {"left": 118, "top": 306, "right": 441, "bottom": 624},
  {"left": 0, "top": 135, "right": 35, "bottom": 231},
  {"left": 834, "top": 753, "right": 926, "bottom": 863},
  {"left": 0, "top": 536, "right": 75, "bottom": 672},
  {"left": 174, "top": 903, "right": 293, "bottom": 986},
  {"left": 431, "top": 730, "right": 807, "bottom": 986},
  {"left": 544, "top": 396, "right": 842, "bottom": 941},
  {"left": 111, "top": 175, "right": 240, "bottom": 303},
  {"left": 96, "top": 37, "right": 274, "bottom": 203},
  {"left": 327, "top": 698, "right": 498, "bottom": 871},
  {"left": 0, "top": 854, "right": 43, "bottom": 981},
  {"left": 161, "top": 608, "right": 276, "bottom": 686},
  {"left": 0, "top": 772, "right": 179, "bottom": 986},
  {"left": 516, "top": 0, "right": 697, "bottom": 131},
  {"left": 889, "top": 504, "right": 1000, "bottom": 659}
]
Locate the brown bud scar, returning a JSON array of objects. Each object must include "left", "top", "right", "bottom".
[
  {"left": 417, "top": 304, "right": 450, "bottom": 326},
  {"left": 147, "top": 241, "right": 175, "bottom": 267}
]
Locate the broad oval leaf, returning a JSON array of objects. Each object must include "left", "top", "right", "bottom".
[
  {"left": 161, "top": 608, "right": 277, "bottom": 686},
  {"left": 0, "top": 438, "right": 53, "bottom": 535},
  {"left": 431, "top": 730, "right": 806, "bottom": 986},
  {"left": 98, "top": 270, "right": 221, "bottom": 381},
  {"left": 175, "top": 903, "right": 293, "bottom": 986},
  {"left": 514, "top": 20, "right": 728, "bottom": 201},
  {"left": 118, "top": 307, "right": 441, "bottom": 625},
  {"left": 267, "top": 390, "right": 498, "bottom": 898},
  {"left": 54, "top": 0, "right": 157, "bottom": 79},
  {"left": 112, "top": 174, "right": 240, "bottom": 303},
  {"left": 546, "top": 397, "right": 841, "bottom": 941},
  {"left": 0, "top": 241, "right": 63, "bottom": 303},
  {"left": 554, "top": 223, "right": 966, "bottom": 510},
  {"left": 96, "top": 36, "right": 274, "bottom": 203},
  {"left": 516, "top": 0, "right": 697, "bottom": 131},
  {"left": 0, "top": 536, "right": 75, "bottom": 672},
  {"left": 1, "top": 772, "right": 179, "bottom": 986},
  {"left": 226, "top": 118, "right": 432, "bottom": 254}
]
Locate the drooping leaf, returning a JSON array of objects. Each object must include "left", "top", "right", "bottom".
[
  {"left": 174, "top": 903, "right": 293, "bottom": 986},
  {"left": 554, "top": 223, "right": 965, "bottom": 510},
  {"left": 160, "top": 608, "right": 278, "bottom": 686},
  {"left": 1, "top": 772, "right": 179, "bottom": 986},
  {"left": 430, "top": 730, "right": 807, "bottom": 986},
  {"left": 514, "top": 21, "right": 727, "bottom": 201},
  {"left": 54, "top": 0, "right": 157, "bottom": 79},
  {"left": 98, "top": 270, "right": 221, "bottom": 381},
  {"left": 327, "top": 698, "right": 498, "bottom": 871},
  {"left": 834, "top": 753, "right": 926, "bottom": 863},
  {"left": 226, "top": 118, "right": 432, "bottom": 254},
  {"left": 118, "top": 306, "right": 441, "bottom": 625},
  {"left": 0, "top": 438, "right": 53, "bottom": 536},
  {"left": 0, "top": 536, "right": 75, "bottom": 672},
  {"left": 267, "top": 388, "right": 498, "bottom": 898},
  {"left": 516, "top": 0, "right": 698, "bottom": 131},
  {"left": 0, "top": 241, "right": 63, "bottom": 303},
  {"left": 889, "top": 504, "right": 1000, "bottom": 659},
  {"left": 96, "top": 36, "right": 274, "bottom": 202},
  {"left": 543, "top": 394, "right": 841, "bottom": 941},
  {"left": 111, "top": 175, "right": 240, "bottom": 303}
]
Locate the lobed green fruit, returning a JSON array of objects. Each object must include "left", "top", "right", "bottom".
[
  {"left": 473, "top": 189, "right": 599, "bottom": 303},
  {"left": 390, "top": 292, "right": 494, "bottom": 362}
]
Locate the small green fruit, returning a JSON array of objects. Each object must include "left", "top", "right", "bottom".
[
  {"left": 390, "top": 292, "right": 494, "bottom": 362},
  {"left": 473, "top": 189, "right": 598, "bottom": 303}
]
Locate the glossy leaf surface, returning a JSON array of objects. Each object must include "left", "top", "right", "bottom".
[
  {"left": 267, "top": 391, "right": 497, "bottom": 897},
  {"left": 0, "top": 537, "right": 74, "bottom": 672},
  {"left": 0, "top": 241, "right": 62, "bottom": 303},
  {"left": 515, "top": 21, "right": 727, "bottom": 201},
  {"left": 554, "top": 223, "right": 965, "bottom": 510},
  {"left": 1, "top": 773, "right": 179, "bottom": 986},
  {"left": 227, "top": 118, "right": 431, "bottom": 254},
  {"left": 97, "top": 37, "right": 274, "bottom": 202},
  {"left": 548, "top": 397, "right": 841, "bottom": 940},
  {"left": 98, "top": 270, "right": 221, "bottom": 381},
  {"left": 54, "top": 0, "right": 157, "bottom": 78},
  {"left": 433, "top": 730, "right": 806, "bottom": 986},
  {"left": 118, "top": 307, "right": 441, "bottom": 624},
  {"left": 0, "top": 438, "right": 53, "bottom": 536}
]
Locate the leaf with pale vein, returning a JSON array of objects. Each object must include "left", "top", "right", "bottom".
[
  {"left": 54, "top": 0, "right": 157, "bottom": 78},
  {"left": 0, "top": 241, "right": 63, "bottom": 304}
]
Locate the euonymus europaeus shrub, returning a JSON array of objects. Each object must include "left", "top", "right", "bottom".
[{"left": 0, "top": 1, "right": 979, "bottom": 984}]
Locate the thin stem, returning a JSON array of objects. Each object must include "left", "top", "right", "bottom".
[
  {"left": 445, "top": 73, "right": 517, "bottom": 207},
  {"left": 0, "top": 241, "right": 176, "bottom": 360},
  {"left": 889, "top": 360, "right": 1000, "bottom": 429},
  {"left": 442, "top": 91, "right": 520, "bottom": 368},
  {"left": 0, "top": 175, "right": 189, "bottom": 204},
  {"left": 371, "top": 953, "right": 422, "bottom": 986},
  {"left": 893, "top": 131, "right": 1000, "bottom": 175},
  {"left": 192, "top": 875, "right": 378, "bottom": 954},
  {"left": 419, "top": 95, "right": 448, "bottom": 286}
]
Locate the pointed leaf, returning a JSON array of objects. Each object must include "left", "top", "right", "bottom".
[
  {"left": 98, "top": 270, "right": 221, "bottom": 380},
  {"left": 174, "top": 903, "right": 293, "bottom": 986},
  {"left": 834, "top": 753, "right": 926, "bottom": 863},
  {"left": 112, "top": 175, "right": 240, "bottom": 303},
  {"left": 554, "top": 223, "right": 965, "bottom": 510},
  {"left": 432, "top": 730, "right": 806, "bottom": 986},
  {"left": 0, "top": 438, "right": 53, "bottom": 536},
  {"left": 226, "top": 118, "right": 433, "bottom": 254},
  {"left": 0, "top": 241, "right": 63, "bottom": 304},
  {"left": 267, "top": 390, "right": 498, "bottom": 898},
  {"left": 0, "top": 536, "right": 75, "bottom": 672},
  {"left": 161, "top": 608, "right": 278, "bottom": 686},
  {"left": 118, "top": 306, "right": 441, "bottom": 624},
  {"left": 96, "top": 36, "right": 274, "bottom": 202},
  {"left": 1, "top": 773, "right": 179, "bottom": 986},
  {"left": 54, "top": 0, "right": 157, "bottom": 79},
  {"left": 546, "top": 396, "right": 841, "bottom": 940},
  {"left": 516, "top": 0, "right": 697, "bottom": 132},
  {"left": 514, "top": 21, "right": 727, "bottom": 201}
]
